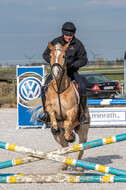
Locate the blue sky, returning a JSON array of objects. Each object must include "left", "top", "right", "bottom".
[{"left": 0, "top": 0, "right": 126, "bottom": 62}]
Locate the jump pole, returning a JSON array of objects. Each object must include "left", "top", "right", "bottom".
[
  {"left": 0, "top": 133, "right": 126, "bottom": 168},
  {"left": 0, "top": 159, "right": 115, "bottom": 178},
  {"left": 0, "top": 140, "right": 126, "bottom": 176},
  {"left": 0, "top": 173, "right": 126, "bottom": 183},
  {"left": 0, "top": 156, "right": 40, "bottom": 169},
  {"left": 51, "top": 133, "right": 126, "bottom": 155},
  {"left": 87, "top": 99, "right": 126, "bottom": 105},
  {"left": 0, "top": 132, "right": 126, "bottom": 158},
  {"left": 2, "top": 155, "right": 126, "bottom": 176},
  {"left": 0, "top": 133, "right": 126, "bottom": 170}
]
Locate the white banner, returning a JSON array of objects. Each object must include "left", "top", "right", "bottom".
[{"left": 89, "top": 107, "right": 126, "bottom": 126}]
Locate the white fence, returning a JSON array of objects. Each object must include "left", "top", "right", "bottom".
[{"left": 88, "top": 99, "right": 126, "bottom": 126}]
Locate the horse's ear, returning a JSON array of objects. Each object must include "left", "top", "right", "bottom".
[
  {"left": 62, "top": 42, "right": 70, "bottom": 51},
  {"left": 48, "top": 42, "right": 54, "bottom": 50}
]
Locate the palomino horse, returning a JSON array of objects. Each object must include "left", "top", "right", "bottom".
[{"left": 45, "top": 42, "right": 90, "bottom": 170}]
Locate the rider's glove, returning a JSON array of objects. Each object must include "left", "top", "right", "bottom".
[{"left": 67, "top": 62, "right": 74, "bottom": 69}]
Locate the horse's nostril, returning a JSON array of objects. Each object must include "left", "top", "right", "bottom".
[
  {"left": 52, "top": 66, "right": 60, "bottom": 79},
  {"left": 53, "top": 70, "right": 58, "bottom": 77}
]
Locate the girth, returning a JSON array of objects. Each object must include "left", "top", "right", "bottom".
[{"left": 56, "top": 117, "right": 66, "bottom": 122}]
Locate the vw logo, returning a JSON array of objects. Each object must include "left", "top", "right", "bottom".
[{"left": 19, "top": 77, "right": 42, "bottom": 102}]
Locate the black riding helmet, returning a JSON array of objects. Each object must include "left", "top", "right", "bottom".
[{"left": 62, "top": 22, "right": 76, "bottom": 36}]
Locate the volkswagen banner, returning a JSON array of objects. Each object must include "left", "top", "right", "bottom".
[{"left": 17, "top": 65, "right": 45, "bottom": 128}]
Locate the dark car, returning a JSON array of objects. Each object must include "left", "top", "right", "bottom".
[{"left": 80, "top": 73, "right": 120, "bottom": 99}]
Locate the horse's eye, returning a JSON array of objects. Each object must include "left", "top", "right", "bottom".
[
  {"left": 49, "top": 55, "right": 52, "bottom": 59},
  {"left": 62, "top": 55, "right": 65, "bottom": 58}
]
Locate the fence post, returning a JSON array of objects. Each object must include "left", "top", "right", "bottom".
[{"left": 124, "top": 52, "right": 126, "bottom": 97}]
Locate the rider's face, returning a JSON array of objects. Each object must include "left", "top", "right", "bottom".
[{"left": 63, "top": 35, "right": 74, "bottom": 43}]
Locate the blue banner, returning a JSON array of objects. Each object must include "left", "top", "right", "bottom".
[{"left": 17, "top": 66, "right": 45, "bottom": 128}]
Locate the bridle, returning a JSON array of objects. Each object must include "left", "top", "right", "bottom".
[
  {"left": 50, "top": 48, "right": 70, "bottom": 94},
  {"left": 50, "top": 48, "right": 66, "bottom": 72},
  {"left": 50, "top": 48, "right": 70, "bottom": 121}
]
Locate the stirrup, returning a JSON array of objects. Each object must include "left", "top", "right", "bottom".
[
  {"left": 37, "top": 112, "right": 50, "bottom": 123},
  {"left": 79, "top": 113, "right": 89, "bottom": 124}
]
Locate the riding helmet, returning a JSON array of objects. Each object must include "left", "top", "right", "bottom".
[{"left": 62, "top": 22, "right": 76, "bottom": 36}]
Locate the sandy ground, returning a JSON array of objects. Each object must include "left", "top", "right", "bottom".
[{"left": 0, "top": 108, "right": 126, "bottom": 190}]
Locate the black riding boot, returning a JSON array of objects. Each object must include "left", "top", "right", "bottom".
[
  {"left": 79, "top": 94, "right": 89, "bottom": 124},
  {"left": 37, "top": 86, "right": 50, "bottom": 123},
  {"left": 37, "top": 74, "right": 52, "bottom": 123}
]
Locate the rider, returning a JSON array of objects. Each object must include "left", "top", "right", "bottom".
[{"left": 38, "top": 22, "right": 89, "bottom": 123}]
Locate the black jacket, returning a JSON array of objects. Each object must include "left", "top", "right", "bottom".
[{"left": 43, "top": 35, "right": 88, "bottom": 73}]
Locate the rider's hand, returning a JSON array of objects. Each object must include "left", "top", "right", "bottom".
[{"left": 67, "top": 62, "right": 73, "bottom": 69}]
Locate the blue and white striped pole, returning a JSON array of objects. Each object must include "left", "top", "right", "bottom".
[{"left": 87, "top": 99, "right": 126, "bottom": 105}]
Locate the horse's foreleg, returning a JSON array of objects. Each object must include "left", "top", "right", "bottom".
[
  {"left": 46, "top": 107, "right": 59, "bottom": 134},
  {"left": 49, "top": 112, "right": 56, "bottom": 126},
  {"left": 53, "top": 129, "right": 69, "bottom": 170},
  {"left": 74, "top": 123, "right": 89, "bottom": 171},
  {"left": 64, "top": 108, "right": 77, "bottom": 142},
  {"left": 75, "top": 124, "right": 89, "bottom": 158}
]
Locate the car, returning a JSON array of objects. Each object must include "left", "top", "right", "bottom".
[{"left": 80, "top": 73, "right": 120, "bottom": 99}]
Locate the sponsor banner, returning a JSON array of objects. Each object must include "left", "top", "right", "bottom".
[
  {"left": 17, "top": 66, "right": 45, "bottom": 128},
  {"left": 89, "top": 107, "right": 126, "bottom": 126}
]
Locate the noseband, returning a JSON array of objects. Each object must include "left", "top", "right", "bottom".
[{"left": 51, "top": 63, "right": 65, "bottom": 73}]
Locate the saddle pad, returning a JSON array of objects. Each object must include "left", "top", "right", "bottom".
[{"left": 72, "top": 80, "right": 80, "bottom": 105}]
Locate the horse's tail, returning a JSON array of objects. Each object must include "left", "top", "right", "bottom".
[
  {"left": 27, "top": 97, "right": 42, "bottom": 107},
  {"left": 27, "top": 98, "right": 43, "bottom": 124}
]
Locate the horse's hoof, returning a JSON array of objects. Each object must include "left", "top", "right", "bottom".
[
  {"left": 59, "top": 163, "right": 68, "bottom": 171},
  {"left": 51, "top": 127, "right": 60, "bottom": 135},
  {"left": 65, "top": 132, "right": 76, "bottom": 143}
]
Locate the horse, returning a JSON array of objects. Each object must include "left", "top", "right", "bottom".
[{"left": 44, "top": 42, "right": 90, "bottom": 170}]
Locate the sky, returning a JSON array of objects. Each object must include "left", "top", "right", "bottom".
[{"left": 0, "top": 0, "right": 126, "bottom": 63}]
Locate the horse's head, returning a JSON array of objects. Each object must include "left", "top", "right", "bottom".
[{"left": 48, "top": 42, "right": 69, "bottom": 79}]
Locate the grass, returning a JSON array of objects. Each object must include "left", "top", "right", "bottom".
[
  {"left": 0, "top": 68, "right": 16, "bottom": 75},
  {"left": 0, "top": 97, "right": 16, "bottom": 102},
  {"left": 0, "top": 66, "right": 124, "bottom": 82},
  {"left": 79, "top": 66, "right": 123, "bottom": 71},
  {"left": 45, "top": 66, "right": 124, "bottom": 81}
]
